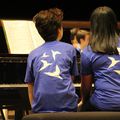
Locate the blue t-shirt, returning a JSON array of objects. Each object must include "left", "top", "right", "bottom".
[
  {"left": 81, "top": 43, "right": 120, "bottom": 110},
  {"left": 24, "top": 41, "right": 79, "bottom": 113}
]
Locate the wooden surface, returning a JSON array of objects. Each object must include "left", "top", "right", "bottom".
[{"left": 0, "top": 20, "right": 120, "bottom": 29}]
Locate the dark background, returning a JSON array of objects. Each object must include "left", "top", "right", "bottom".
[{"left": 0, "top": 0, "right": 120, "bottom": 21}]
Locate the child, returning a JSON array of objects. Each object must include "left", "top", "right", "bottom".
[
  {"left": 24, "top": 8, "right": 79, "bottom": 113},
  {"left": 79, "top": 6, "right": 120, "bottom": 111},
  {"left": 76, "top": 29, "right": 90, "bottom": 50},
  {"left": 70, "top": 28, "right": 90, "bottom": 52},
  {"left": 70, "top": 28, "right": 80, "bottom": 51}
]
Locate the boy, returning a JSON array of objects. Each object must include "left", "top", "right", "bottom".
[{"left": 24, "top": 8, "right": 79, "bottom": 113}]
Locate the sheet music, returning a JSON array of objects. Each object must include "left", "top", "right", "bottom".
[{"left": 2, "top": 20, "right": 45, "bottom": 54}]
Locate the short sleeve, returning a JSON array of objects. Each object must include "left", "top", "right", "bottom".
[{"left": 70, "top": 48, "right": 79, "bottom": 76}]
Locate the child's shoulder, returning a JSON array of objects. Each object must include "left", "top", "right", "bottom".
[
  {"left": 81, "top": 45, "right": 93, "bottom": 56},
  {"left": 59, "top": 41, "right": 74, "bottom": 48}
]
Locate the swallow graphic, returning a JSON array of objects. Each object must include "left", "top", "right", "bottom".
[
  {"left": 39, "top": 60, "right": 52, "bottom": 71},
  {"left": 108, "top": 57, "right": 120, "bottom": 68},
  {"left": 51, "top": 50, "right": 61, "bottom": 60},
  {"left": 114, "top": 70, "right": 120, "bottom": 75},
  {"left": 117, "top": 47, "right": 120, "bottom": 55},
  {"left": 41, "top": 53, "right": 49, "bottom": 58},
  {"left": 44, "top": 65, "right": 63, "bottom": 79}
]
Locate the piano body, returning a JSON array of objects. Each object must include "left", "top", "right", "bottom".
[{"left": 0, "top": 22, "right": 31, "bottom": 118}]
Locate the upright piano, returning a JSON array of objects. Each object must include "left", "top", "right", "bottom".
[
  {"left": 0, "top": 54, "right": 30, "bottom": 117},
  {"left": 0, "top": 21, "right": 31, "bottom": 118}
]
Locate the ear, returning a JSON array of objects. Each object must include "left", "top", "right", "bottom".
[
  {"left": 80, "top": 38, "right": 84, "bottom": 43},
  {"left": 57, "top": 27, "right": 63, "bottom": 41},
  {"left": 57, "top": 28, "right": 61, "bottom": 36}
]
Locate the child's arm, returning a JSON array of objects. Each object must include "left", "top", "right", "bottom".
[
  {"left": 27, "top": 83, "right": 34, "bottom": 106},
  {"left": 80, "top": 74, "right": 93, "bottom": 104},
  {"left": 71, "top": 76, "right": 75, "bottom": 81}
]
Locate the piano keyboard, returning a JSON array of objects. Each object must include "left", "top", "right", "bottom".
[
  {"left": 0, "top": 84, "right": 28, "bottom": 88},
  {"left": 0, "top": 57, "right": 27, "bottom": 63},
  {"left": 0, "top": 83, "right": 94, "bottom": 88},
  {"left": 74, "top": 83, "right": 94, "bottom": 88}
]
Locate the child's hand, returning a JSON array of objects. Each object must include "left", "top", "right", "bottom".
[{"left": 77, "top": 101, "right": 83, "bottom": 111}]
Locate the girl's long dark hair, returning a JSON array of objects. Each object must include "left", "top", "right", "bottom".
[{"left": 90, "top": 6, "right": 119, "bottom": 55}]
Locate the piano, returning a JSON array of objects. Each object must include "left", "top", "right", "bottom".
[
  {"left": 0, "top": 21, "right": 31, "bottom": 118},
  {"left": 0, "top": 54, "right": 27, "bottom": 84},
  {"left": 0, "top": 54, "right": 30, "bottom": 120}
]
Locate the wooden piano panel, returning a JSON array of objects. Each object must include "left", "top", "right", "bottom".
[{"left": 0, "top": 54, "right": 28, "bottom": 84}]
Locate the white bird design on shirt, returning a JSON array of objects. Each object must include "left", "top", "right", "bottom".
[
  {"left": 108, "top": 57, "right": 120, "bottom": 68},
  {"left": 51, "top": 50, "right": 61, "bottom": 60},
  {"left": 117, "top": 47, "right": 120, "bottom": 55},
  {"left": 39, "top": 60, "right": 52, "bottom": 71},
  {"left": 114, "top": 70, "right": 120, "bottom": 75},
  {"left": 44, "top": 65, "right": 63, "bottom": 79},
  {"left": 41, "top": 53, "right": 49, "bottom": 58}
]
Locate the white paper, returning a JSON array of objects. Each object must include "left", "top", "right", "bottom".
[{"left": 2, "top": 20, "right": 45, "bottom": 54}]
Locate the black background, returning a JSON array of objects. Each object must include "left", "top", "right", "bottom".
[{"left": 0, "top": 0, "right": 120, "bottom": 21}]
